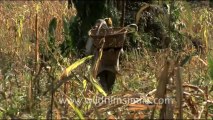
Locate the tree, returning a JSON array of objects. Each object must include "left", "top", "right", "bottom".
[{"left": 61, "top": 0, "right": 121, "bottom": 56}]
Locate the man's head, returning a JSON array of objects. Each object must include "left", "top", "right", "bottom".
[{"left": 93, "top": 18, "right": 113, "bottom": 29}]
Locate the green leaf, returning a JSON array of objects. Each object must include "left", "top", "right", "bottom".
[
  {"left": 90, "top": 77, "right": 107, "bottom": 96},
  {"left": 49, "top": 17, "right": 57, "bottom": 36},
  {"left": 62, "top": 17, "right": 73, "bottom": 49},
  {"left": 208, "top": 57, "right": 213, "bottom": 80},
  {"left": 63, "top": 17, "right": 70, "bottom": 36},
  {"left": 180, "top": 55, "right": 191, "bottom": 67},
  {"left": 48, "top": 17, "right": 57, "bottom": 50},
  {"left": 83, "top": 79, "right": 87, "bottom": 90},
  {"left": 61, "top": 55, "right": 93, "bottom": 78},
  {"left": 66, "top": 98, "right": 85, "bottom": 119},
  {"left": 180, "top": 52, "right": 196, "bottom": 67},
  {"left": 60, "top": 17, "right": 77, "bottom": 56}
]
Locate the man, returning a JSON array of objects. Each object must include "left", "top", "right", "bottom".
[{"left": 85, "top": 18, "right": 112, "bottom": 55}]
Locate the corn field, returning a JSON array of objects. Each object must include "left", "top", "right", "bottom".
[{"left": 0, "top": 0, "right": 213, "bottom": 119}]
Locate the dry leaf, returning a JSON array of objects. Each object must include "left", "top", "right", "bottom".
[{"left": 107, "top": 115, "right": 116, "bottom": 120}]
